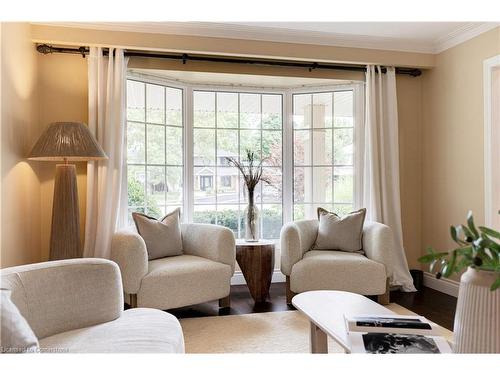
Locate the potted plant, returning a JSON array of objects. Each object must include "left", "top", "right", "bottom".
[
  {"left": 419, "top": 211, "right": 499, "bottom": 353},
  {"left": 226, "top": 150, "right": 270, "bottom": 242}
]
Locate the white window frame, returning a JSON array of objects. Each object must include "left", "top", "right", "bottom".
[{"left": 125, "top": 72, "right": 363, "bottom": 236}]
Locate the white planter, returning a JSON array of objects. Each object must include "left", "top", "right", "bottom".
[{"left": 453, "top": 267, "right": 500, "bottom": 353}]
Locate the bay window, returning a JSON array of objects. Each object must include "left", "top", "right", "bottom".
[{"left": 126, "top": 75, "right": 360, "bottom": 239}]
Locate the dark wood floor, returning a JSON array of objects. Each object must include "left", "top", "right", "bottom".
[{"left": 163, "top": 283, "right": 457, "bottom": 331}]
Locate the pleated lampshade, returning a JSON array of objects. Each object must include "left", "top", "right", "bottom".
[{"left": 28, "top": 122, "right": 107, "bottom": 161}]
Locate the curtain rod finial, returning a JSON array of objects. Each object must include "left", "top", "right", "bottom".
[{"left": 36, "top": 44, "right": 53, "bottom": 55}]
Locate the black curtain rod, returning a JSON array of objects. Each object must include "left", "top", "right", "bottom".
[{"left": 36, "top": 44, "right": 422, "bottom": 77}]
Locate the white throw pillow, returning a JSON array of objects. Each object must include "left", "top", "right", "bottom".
[
  {"left": 313, "top": 207, "right": 366, "bottom": 253},
  {"left": 0, "top": 289, "right": 39, "bottom": 353},
  {"left": 132, "top": 208, "right": 183, "bottom": 260}
]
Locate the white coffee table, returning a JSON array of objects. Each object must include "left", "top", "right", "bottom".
[{"left": 292, "top": 290, "right": 396, "bottom": 354}]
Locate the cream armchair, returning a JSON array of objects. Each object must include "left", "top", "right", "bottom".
[
  {"left": 1, "top": 259, "right": 184, "bottom": 353},
  {"left": 111, "top": 223, "right": 236, "bottom": 310},
  {"left": 280, "top": 220, "right": 393, "bottom": 305}
]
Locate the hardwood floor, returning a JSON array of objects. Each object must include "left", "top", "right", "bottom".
[{"left": 164, "top": 283, "right": 457, "bottom": 331}]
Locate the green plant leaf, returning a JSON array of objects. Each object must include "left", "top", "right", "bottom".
[
  {"left": 479, "top": 226, "right": 500, "bottom": 240},
  {"left": 467, "top": 210, "right": 479, "bottom": 237},
  {"left": 490, "top": 277, "right": 500, "bottom": 291},
  {"left": 442, "top": 251, "right": 457, "bottom": 278}
]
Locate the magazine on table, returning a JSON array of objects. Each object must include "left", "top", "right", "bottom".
[{"left": 345, "top": 314, "right": 452, "bottom": 354}]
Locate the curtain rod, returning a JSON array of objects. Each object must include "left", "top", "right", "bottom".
[{"left": 36, "top": 44, "right": 422, "bottom": 77}]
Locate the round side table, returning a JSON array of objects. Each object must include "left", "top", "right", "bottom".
[{"left": 235, "top": 239, "right": 275, "bottom": 303}]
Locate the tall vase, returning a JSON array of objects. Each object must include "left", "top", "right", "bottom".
[
  {"left": 244, "top": 189, "right": 260, "bottom": 242},
  {"left": 453, "top": 267, "right": 500, "bottom": 353}
]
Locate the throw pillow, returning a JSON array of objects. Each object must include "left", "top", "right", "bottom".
[
  {"left": 132, "top": 208, "right": 183, "bottom": 260},
  {"left": 313, "top": 207, "right": 367, "bottom": 253},
  {"left": 0, "top": 289, "right": 39, "bottom": 353}
]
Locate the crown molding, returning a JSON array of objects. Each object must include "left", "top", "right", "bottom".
[
  {"left": 34, "top": 22, "right": 499, "bottom": 55},
  {"left": 432, "top": 22, "right": 500, "bottom": 53}
]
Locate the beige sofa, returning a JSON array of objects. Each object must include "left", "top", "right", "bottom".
[
  {"left": 280, "top": 220, "right": 393, "bottom": 305},
  {"left": 111, "top": 223, "right": 236, "bottom": 310},
  {"left": 1, "top": 258, "right": 184, "bottom": 353}
]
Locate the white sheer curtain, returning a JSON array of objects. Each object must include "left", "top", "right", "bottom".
[
  {"left": 361, "top": 65, "right": 416, "bottom": 292},
  {"left": 83, "top": 47, "right": 129, "bottom": 258}
]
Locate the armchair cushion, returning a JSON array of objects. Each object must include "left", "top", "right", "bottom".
[
  {"left": 132, "top": 208, "right": 183, "bottom": 260},
  {"left": 138, "top": 255, "right": 232, "bottom": 310},
  {"left": 1, "top": 289, "right": 39, "bottom": 353},
  {"left": 290, "top": 250, "right": 386, "bottom": 295},
  {"left": 39, "top": 308, "right": 184, "bottom": 353},
  {"left": 313, "top": 207, "right": 366, "bottom": 253}
]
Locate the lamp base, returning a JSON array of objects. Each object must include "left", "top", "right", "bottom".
[{"left": 50, "top": 164, "right": 81, "bottom": 260}]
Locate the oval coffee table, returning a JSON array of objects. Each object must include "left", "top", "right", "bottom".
[{"left": 292, "top": 290, "right": 396, "bottom": 353}]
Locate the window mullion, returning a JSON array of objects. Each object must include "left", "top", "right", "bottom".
[
  {"left": 184, "top": 86, "right": 194, "bottom": 222},
  {"left": 282, "top": 90, "right": 293, "bottom": 224}
]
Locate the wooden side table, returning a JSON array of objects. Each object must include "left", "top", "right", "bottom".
[{"left": 235, "top": 239, "right": 275, "bottom": 303}]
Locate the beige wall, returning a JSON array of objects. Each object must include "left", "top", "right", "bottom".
[
  {"left": 421, "top": 27, "right": 500, "bottom": 275},
  {"left": 0, "top": 23, "right": 41, "bottom": 267}
]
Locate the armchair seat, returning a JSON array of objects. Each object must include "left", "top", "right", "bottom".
[
  {"left": 139, "top": 255, "right": 232, "bottom": 309},
  {"left": 39, "top": 308, "right": 183, "bottom": 353},
  {"left": 291, "top": 250, "right": 386, "bottom": 295}
]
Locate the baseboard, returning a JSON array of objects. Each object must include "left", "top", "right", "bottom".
[
  {"left": 231, "top": 270, "right": 286, "bottom": 285},
  {"left": 423, "top": 271, "right": 459, "bottom": 298}
]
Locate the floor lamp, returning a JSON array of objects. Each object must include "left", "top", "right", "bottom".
[{"left": 29, "top": 122, "right": 107, "bottom": 260}]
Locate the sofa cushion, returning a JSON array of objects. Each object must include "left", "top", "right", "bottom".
[
  {"left": 138, "top": 255, "right": 232, "bottom": 310},
  {"left": 313, "top": 207, "right": 366, "bottom": 253},
  {"left": 38, "top": 308, "right": 184, "bottom": 353},
  {"left": 132, "top": 208, "right": 183, "bottom": 260},
  {"left": 0, "top": 289, "right": 39, "bottom": 353},
  {"left": 290, "top": 250, "right": 386, "bottom": 295}
]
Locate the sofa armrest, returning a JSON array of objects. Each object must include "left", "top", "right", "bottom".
[
  {"left": 280, "top": 220, "right": 319, "bottom": 276},
  {"left": 111, "top": 229, "right": 148, "bottom": 294},
  {"left": 0, "top": 259, "right": 123, "bottom": 340},
  {"left": 362, "top": 221, "right": 394, "bottom": 277},
  {"left": 181, "top": 223, "right": 236, "bottom": 274}
]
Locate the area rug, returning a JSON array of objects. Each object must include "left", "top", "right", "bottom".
[{"left": 180, "top": 303, "right": 453, "bottom": 353}]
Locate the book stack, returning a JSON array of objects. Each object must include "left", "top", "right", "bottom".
[{"left": 345, "top": 314, "right": 452, "bottom": 354}]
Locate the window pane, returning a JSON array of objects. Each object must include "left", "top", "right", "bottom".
[
  {"left": 334, "top": 91, "right": 353, "bottom": 127},
  {"left": 333, "top": 204, "right": 354, "bottom": 216},
  {"left": 147, "top": 125, "right": 165, "bottom": 164},
  {"left": 194, "top": 129, "right": 215, "bottom": 166},
  {"left": 293, "top": 130, "right": 311, "bottom": 166},
  {"left": 262, "top": 204, "right": 282, "bottom": 239},
  {"left": 127, "top": 81, "right": 145, "bottom": 122},
  {"left": 334, "top": 128, "right": 354, "bottom": 165},
  {"left": 194, "top": 91, "right": 215, "bottom": 128},
  {"left": 166, "top": 87, "right": 182, "bottom": 126},
  {"left": 313, "top": 92, "right": 332, "bottom": 128},
  {"left": 217, "top": 205, "right": 239, "bottom": 236},
  {"left": 217, "top": 130, "right": 238, "bottom": 166},
  {"left": 262, "top": 131, "right": 282, "bottom": 166},
  {"left": 262, "top": 167, "right": 282, "bottom": 203},
  {"left": 293, "top": 204, "right": 305, "bottom": 220},
  {"left": 334, "top": 166, "right": 353, "bottom": 204},
  {"left": 127, "top": 165, "right": 145, "bottom": 209},
  {"left": 293, "top": 167, "right": 308, "bottom": 203},
  {"left": 294, "top": 203, "right": 333, "bottom": 220},
  {"left": 217, "top": 92, "right": 238, "bottom": 128},
  {"left": 193, "top": 205, "right": 217, "bottom": 224},
  {"left": 312, "top": 167, "right": 333, "bottom": 202},
  {"left": 146, "top": 84, "right": 165, "bottom": 124},
  {"left": 240, "top": 129, "right": 261, "bottom": 162},
  {"left": 217, "top": 167, "right": 239, "bottom": 204},
  {"left": 293, "top": 94, "right": 312, "bottom": 129},
  {"left": 240, "top": 93, "right": 261, "bottom": 129},
  {"left": 166, "top": 167, "right": 183, "bottom": 206},
  {"left": 312, "top": 128, "right": 332, "bottom": 165},
  {"left": 166, "top": 127, "right": 182, "bottom": 166},
  {"left": 262, "top": 95, "right": 282, "bottom": 130},
  {"left": 194, "top": 168, "right": 215, "bottom": 204},
  {"left": 146, "top": 166, "right": 165, "bottom": 218},
  {"left": 127, "top": 122, "right": 145, "bottom": 163}
]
